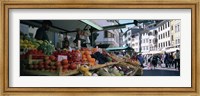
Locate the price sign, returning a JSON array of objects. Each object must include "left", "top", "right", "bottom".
[{"left": 57, "top": 55, "right": 68, "bottom": 61}]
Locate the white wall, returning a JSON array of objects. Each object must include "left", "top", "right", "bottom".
[
  {"left": 174, "top": 20, "right": 181, "bottom": 47},
  {"left": 157, "top": 21, "right": 171, "bottom": 50},
  {"left": 132, "top": 35, "right": 140, "bottom": 52},
  {"left": 141, "top": 33, "right": 150, "bottom": 52}
]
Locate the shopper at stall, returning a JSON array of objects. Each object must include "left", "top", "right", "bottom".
[
  {"left": 73, "top": 28, "right": 86, "bottom": 47},
  {"left": 35, "top": 20, "right": 52, "bottom": 41},
  {"left": 62, "top": 34, "right": 70, "bottom": 49}
]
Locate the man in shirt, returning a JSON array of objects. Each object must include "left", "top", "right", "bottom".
[
  {"left": 174, "top": 50, "right": 180, "bottom": 70},
  {"left": 35, "top": 20, "right": 52, "bottom": 41}
]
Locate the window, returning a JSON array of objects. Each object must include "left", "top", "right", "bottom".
[
  {"left": 167, "top": 22, "right": 169, "bottom": 27},
  {"left": 161, "top": 43, "right": 162, "bottom": 47},
  {"left": 146, "top": 39, "right": 148, "bottom": 43},
  {"left": 163, "top": 33, "right": 165, "bottom": 38},
  {"left": 149, "top": 39, "right": 151, "bottom": 43},
  {"left": 163, "top": 42, "right": 165, "bottom": 47},
  {"left": 166, "top": 32, "right": 167, "bottom": 37},
  {"left": 166, "top": 41, "right": 168, "bottom": 47},
  {"left": 175, "top": 26, "right": 177, "bottom": 32},
  {"left": 168, "top": 31, "right": 170, "bottom": 37},
  {"left": 175, "top": 24, "right": 180, "bottom": 32},
  {"left": 146, "top": 46, "right": 148, "bottom": 50},
  {"left": 161, "top": 34, "right": 162, "bottom": 39},
  {"left": 178, "top": 39, "right": 180, "bottom": 44},
  {"left": 128, "top": 32, "right": 131, "bottom": 35},
  {"left": 171, "top": 26, "right": 173, "bottom": 30},
  {"left": 104, "top": 31, "right": 114, "bottom": 38},
  {"left": 168, "top": 41, "right": 170, "bottom": 46},
  {"left": 143, "top": 39, "right": 145, "bottom": 43},
  {"left": 165, "top": 23, "right": 167, "bottom": 28},
  {"left": 128, "top": 38, "right": 131, "bottom": 41},
  {"left": 158, "top": 35, "right": 160, "bottom": 39},
  {"left": 159, "top": 43, "right": 160, "bottom": 48},
  {"left": 178, "top": 25, "right": 180, "bottom": 32}
]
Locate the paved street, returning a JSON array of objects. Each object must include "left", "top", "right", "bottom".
[{"left": 142, "top": 64, "right": 180, "bottom": 76}]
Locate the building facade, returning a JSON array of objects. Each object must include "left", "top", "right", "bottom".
[
  {"left": 174, "top": 20, "right": 181, "bottom": 48},
  {"left": 94, "top": 20, "right": 120, "bottom": 47},
  {"left": 157, "top": 20, "right": 171, "bottom": 51},
  {"left": 122, "top": 20, "right": 180, "bottom": 53}
]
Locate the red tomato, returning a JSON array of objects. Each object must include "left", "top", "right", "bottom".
[{"left": 69, "top": 63, "right": 77, "bottom": 70}]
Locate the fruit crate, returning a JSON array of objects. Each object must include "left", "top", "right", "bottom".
[
  {"left": 60, "top": 61, "right": 119, "bottom": 76},
  {"left": 60, "top": 61, "right": 142, "bottom": 76},
  {"left": 21, "top": 55, "right": 60, "bottom": 76}
]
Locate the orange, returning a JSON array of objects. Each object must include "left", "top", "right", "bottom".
[
  {"left": 85, "top": 51, "right": 90, "bottom": 55},
  {"left": 87, "top": 55, "right": 91, "bottom": 60},
  {"left": 83, "top": 58, "right": 87, "bottom": 61},
  {"left": 81, "top": 51, "right": 85, "bottom": 55},
  {"left": 91, "top": 58, "right": 95, "bottom": 63},
  {"left": 82, "top": 55, "right": 86, "bottom": 58},
  {"left": 92, "top": 48, "right": 98, "bottom": 53},
  {"left": 89, "top": 62, "right": 94, "bottom": 66}
]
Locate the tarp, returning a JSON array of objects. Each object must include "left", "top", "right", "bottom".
[
  {"left": 165, "top": 48, "right": 180, "bottom": 53},
  {"left": 142, "top": 51, "right": 163, "bottom": 55},
  {"left": 106, "top": 46, "right": 134, "bottom": 51}
]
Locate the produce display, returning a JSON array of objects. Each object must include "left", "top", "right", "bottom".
[
  {"left": 20, "top": 38, "right": 142, "bottom": 76},
  {"left": 20, "top": 39, "right": 40, "bottom": 49}
]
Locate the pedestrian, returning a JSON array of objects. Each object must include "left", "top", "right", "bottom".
[
  {"left": 164, "top": 52, "right": 170, "bottom": 68},
  {"left": 174, "top": 50, "right": 180, "bottom": 70},
  {"left": 147, "top": 55, "right": 152, "bottom": 69},
  {"left": 157, "top": 55, "right": 162, "bottom": 68},
  {"left": 169, "top": 53, "right": 174, "bottom": 68},
  {"left": 35, "top": 20, "right": 52, "bottom": 41},
  {"left": 137, "top": 54, "right": 144, "bottom": 68},
  {"left": 151, "top": 55, "right": 158, "bottom": 70}
]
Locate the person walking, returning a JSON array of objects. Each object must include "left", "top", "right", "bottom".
[
  {"left": 147, "top": 55, "right": 152, "bottom": 69},
  {"left": 174, "top": 50, "right": 180, "bottom": 71},
  {"left": 137, "top": 54, "right": 144, "bottom": 68},
  {"left": 151, "top": 55, "right": 158, "bottom": 70},
  {"left": 169, "top": 53, "right": 174, "bottom": 68},
  {"left": 164, "top": 52, "right": 170, "bottom": 68}
]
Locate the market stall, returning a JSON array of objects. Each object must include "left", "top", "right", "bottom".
[{"left": 20, "top": 20, "right": 143, "bottom": 76}]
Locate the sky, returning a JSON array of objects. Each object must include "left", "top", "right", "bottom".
[{"left": 119, "top": 20, "right": 135, "bottom": 33}]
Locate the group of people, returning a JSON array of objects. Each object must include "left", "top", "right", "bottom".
[
  {"left": 34, "top": 20, "right": 91, "bottom": 49},
  {"left": 115, "top": 50, "right": 180, "bottom": 71},
  {"left": 144, "top": 50, "right": 180, "bottom": 70}
]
